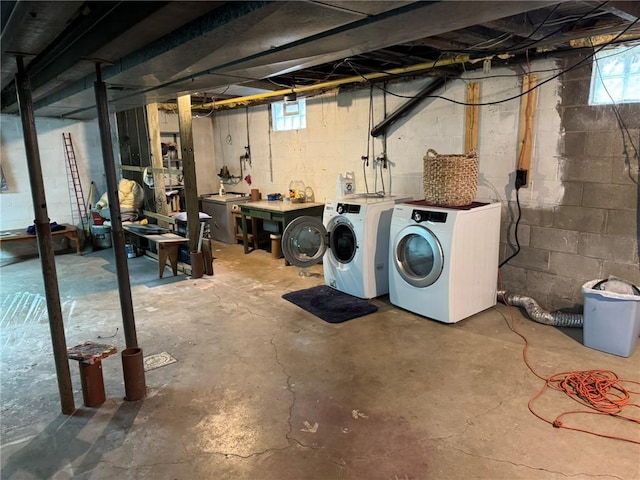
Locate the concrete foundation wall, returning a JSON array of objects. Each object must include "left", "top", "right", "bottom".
[
  {"left": 501, "top": 52, "right": 639, "bottom": 310},
  {"left": 211, "top": 55, "right": 637, "bottom": 310},
  {"left": 2, "top": 53, "right": 637, "bottom": 309},
  {"left": 0, "top": 114, "right": 112, "bottom": 262}
]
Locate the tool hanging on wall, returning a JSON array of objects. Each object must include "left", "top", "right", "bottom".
[
  {"left": 244, "top": 107, "right": 252, "bottom": 166},
  {"left": 237, "top": 107, "right": 253, "bottom": 184},
  {"left": 268, "top": 118, "right": 274, "bottom": 183},
  {"left": 87, "top": 181, "right": 95, "bottom": 211}
]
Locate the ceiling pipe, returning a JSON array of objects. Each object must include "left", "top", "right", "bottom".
[
  {"left": 371, "top": 77, "right": 448, "bottom": 137},
  {"left": 159, "top": 55, "right": 489, "bottom": 110}
]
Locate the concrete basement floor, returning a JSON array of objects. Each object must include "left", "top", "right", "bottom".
[{"left": 0, "top": 242, "right": 639, "bottom": 480}]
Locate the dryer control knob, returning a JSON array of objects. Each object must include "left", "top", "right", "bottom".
[
  {"left": 413, "top": 211, "right": 422, "bottom": 222},
  {"left": 337, "top": 205, "right": 344, "bottom": 214}
]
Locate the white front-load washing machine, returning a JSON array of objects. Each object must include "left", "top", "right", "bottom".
[
  {"left": 389, "top": 201, "right": 501, "bottom": 323},
  {"left": 282, "top": 195, "right": 410, "bottom": 299}
]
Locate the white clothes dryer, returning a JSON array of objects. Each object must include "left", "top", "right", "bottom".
[
  {"left": 388, "top": 201, "right": 501, "bottom": 323},
  {"left": 282, "top": 195, "right": 411, "bottom": 299}
]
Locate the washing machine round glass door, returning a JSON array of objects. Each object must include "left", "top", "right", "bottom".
[
  {"left": 282, "top": 216, "right": 328, "bottom": 268},
  {"left": 327, "top": 217, "right": 357, "bottom": 264},
  {"left": 394, "top": 225, "right": 444, "bottom": 288}
]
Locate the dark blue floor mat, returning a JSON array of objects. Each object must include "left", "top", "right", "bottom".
[{"left": 282, "top": 285, "right": 378, "bottom": 323}]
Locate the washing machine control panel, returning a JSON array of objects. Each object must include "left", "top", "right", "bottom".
[
  {"left": 336, "top": 203, "right": 361, "bottom": 215},
  {"left": 412, "top": 210, "right": 448, "bottom": 223}
]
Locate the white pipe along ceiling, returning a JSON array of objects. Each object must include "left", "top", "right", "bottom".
[{"left": 1, "top": 1, "right": 639, "bottom": 119}]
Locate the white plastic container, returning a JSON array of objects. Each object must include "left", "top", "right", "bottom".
[
  {"left": 582, "top": 280, "right": 640, "bottom": 357},
  {"left": 336, "top": 172, "right": 355, "bottom": 197}
]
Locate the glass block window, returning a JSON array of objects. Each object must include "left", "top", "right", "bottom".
[
  {"left": 271, "top": 98, "right": 306, "bottom": 131},
  {"left": 590, "top": 44, "right": 640, "bottom": 105}
]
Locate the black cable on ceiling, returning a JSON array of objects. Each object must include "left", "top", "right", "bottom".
[
  {"left": 499, "top": 1, "right": 609, "bottom": 54},
  {"left": 497, "top": 4, "right": 561, "bottom": 53},
  {"left": 343, "top": 16, "right": 640, "bottom": 108},
  {"left": 435, "top": 1, "right": 611, "bottom": 56}
]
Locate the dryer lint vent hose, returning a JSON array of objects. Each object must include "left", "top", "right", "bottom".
[{"left": 497, "top": 291, "right": 583, "bottom": 328}]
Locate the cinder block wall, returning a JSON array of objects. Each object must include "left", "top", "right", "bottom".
[
  {"left": 211, "top": 55, "right": 637, "bottom": 310},
  {"left": 501, "top": 52, "right": 639, "bottom": 310},
  {"left": 0, "top": 115, "right": 111, "bottom": 262}
]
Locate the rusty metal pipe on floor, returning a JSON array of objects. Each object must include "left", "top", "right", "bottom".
[{"left": 122, "top": 348, "right": 146, "bottom": 401}]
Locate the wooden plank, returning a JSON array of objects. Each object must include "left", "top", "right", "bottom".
[
  {"left": 142, "top": 210, "right": 176, "bottom": 224},
  {"left": 119, "top": 165, "right": 182, "bottom": 175},
  {"left": 146, "top": 103, "right": 170, "bottom": 226},
  {"left": 176, "top": 95, "right": 200, "bottom": 253},
  {"left": 516, "top": 74, "right": 538, "bottom": 187},
  {"left": 464, "top": 82, "right": 480, "bottom": 153}
]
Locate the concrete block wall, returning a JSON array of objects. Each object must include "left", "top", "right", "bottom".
[
  {"left": 5, "top": 54, "right": 635, "bottom": 310},
  {"left": 0, "top": 114, "right": 110, "bottom": 262},
  {"left": 212, "top": 60, "right": 565, "bottom": 206},
  {"left": 210, "top": 56, "right": 637, "bottom": 310},
  {"left": 501, "top": 52, "right": 639, "bottom": 310}
]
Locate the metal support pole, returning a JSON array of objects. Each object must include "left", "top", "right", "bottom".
[
  {"left": 15, "top": 56, "right": 75, "bottom": 414},
  {"left": 93, "top": 63, "right": 139, "bottom": 349}
]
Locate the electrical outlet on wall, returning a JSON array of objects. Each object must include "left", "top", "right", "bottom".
[{"left": 515, "top": 169, "right": 528, "bottom": 189}]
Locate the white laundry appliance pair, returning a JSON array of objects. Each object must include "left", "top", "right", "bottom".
[
  {"left": 388, "top": 200, "right": 501, "bottom": 323},
  {"left": 282, "top": 194, "right": 411, "bottom": 299}
]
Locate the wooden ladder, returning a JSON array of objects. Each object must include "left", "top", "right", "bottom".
[{"left": 62, "top": 132, "right": 88, "bottom": 234}]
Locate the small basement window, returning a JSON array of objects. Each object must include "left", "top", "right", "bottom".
[
  {"left": 589, "top": 43, "right": 640, "bottom": 105},
  {"left": 271, "top": 98, "right": 306, "bottom": 131}
]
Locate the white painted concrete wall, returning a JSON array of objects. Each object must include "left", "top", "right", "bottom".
[
  {"left": 210, "top": 58, "right": 563, "bottom": 208},
  {"left": 0, "top": 114, "right": 110, "bottom": 231},
  {"left": 0, "top": 58, "right": 564, "bottom": 264}
]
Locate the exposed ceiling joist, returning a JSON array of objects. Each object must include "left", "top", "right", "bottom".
[
  {"left": 1, "top": 1, "right": 638, "bottom": 119},
  {"left": 602, "top": 1, "right": 640, "bottom": 21}
]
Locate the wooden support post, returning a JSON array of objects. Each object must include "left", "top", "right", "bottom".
[
  {"left": 176, "top": 95, "right": 200, "bottom": 253},
  {"left": 146, "top": 103, "right": 169, "bottom": 226},
  {"left": 465, "top": 82, "right": 480, "bottom": 153},
  {"left": 516, "top": 74, "right": 538, "bottom": 187}
]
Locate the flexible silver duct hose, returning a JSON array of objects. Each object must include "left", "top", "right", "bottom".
[{"left": 497, "top": 291, "right": 583, "bottom": 327}]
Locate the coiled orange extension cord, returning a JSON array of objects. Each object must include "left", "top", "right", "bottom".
[{"left": 498, "top": 272, "right": 640, "bottom": 444}]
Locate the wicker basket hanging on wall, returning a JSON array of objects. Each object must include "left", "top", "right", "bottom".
[{"left": 423, "top": 149, "right": 479, "bottom": 207}]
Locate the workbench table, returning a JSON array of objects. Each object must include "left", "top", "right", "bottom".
[
  {"left": 0, "top": 223, "right": 82, "bottom": 255},
  {"left": 239, "top": 201, "right": 324, "bottom": 256},
  {"left": 123, "top": 225, "right": 189, "bottom": 278}
]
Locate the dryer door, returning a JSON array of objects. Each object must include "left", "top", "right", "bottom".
[
  {"left": 282, "top": 216, "right": 328, "bottom": 268},
  {"left": 393, "top": 225, "right": 444, "bottom": 288}
]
